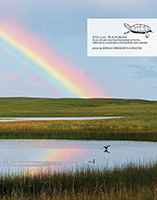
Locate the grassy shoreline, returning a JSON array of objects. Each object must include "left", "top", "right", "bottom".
[
  {"left": 0, "top": 163, "right": 156, "bottom": 200},
  {"left": 0, "top": 119, "right": 156, "bottom": 141},
  {"left": 0, "top": 98, "right": 156, "bottom": 141}
]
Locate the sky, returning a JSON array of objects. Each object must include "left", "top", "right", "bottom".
[{"left": 0, "top": 0, "right": 157, "bottom": 100}]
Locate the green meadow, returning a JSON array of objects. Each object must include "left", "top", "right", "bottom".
[
  {"left": 0, "top": 97, "right": 157, "bottom": 141},
  {"left": 0, "top": 163, "right": 156, "bottom": 200}
]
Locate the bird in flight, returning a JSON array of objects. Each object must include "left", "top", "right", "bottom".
[{"left": 103, "top": 145, "right": 110, "bottom": 150}]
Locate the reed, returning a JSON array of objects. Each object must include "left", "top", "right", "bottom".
[
  {"left": 1, "top": 187, "right": 156, "bottom": 200},
  {"left": 0, "top": 117, "right": 156, "bottom": 141},
  {"left": 0, "top": 163, "right": 156, "bottom": 200}
]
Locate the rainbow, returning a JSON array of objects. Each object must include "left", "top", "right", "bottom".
[
  {"left": 24, "top": 148, "right": 84, "bottom": 175},
  {"left": 0, "top": 22, "right": 106, "bottom": 98}
]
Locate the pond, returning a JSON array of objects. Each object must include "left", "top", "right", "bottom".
[
  {"left": 0, "top": 116, "right": 123, "bottom": 122},
  {"left": 0, "top": 140, "right": 156, "bottom": 175}
]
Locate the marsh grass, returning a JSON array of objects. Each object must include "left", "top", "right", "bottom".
[
  {"left": 0, "top": 98, "right": 156, "bottom": 141},
  {"left": 1, "top": 188, "right": 157, "bottom": 200},
  {"left": 0, "top": 163, "right": 156, "bottom": 200},
  {"left": 0, "top": 117, "right": 156, "bottom": 141}
]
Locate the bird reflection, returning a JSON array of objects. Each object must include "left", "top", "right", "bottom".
[{"left": 104, "top": 149, "right": 110, "bottom": 153}]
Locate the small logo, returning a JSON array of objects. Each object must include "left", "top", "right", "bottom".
[{"left": 124, "top": 23, "right": 153, "bottom": 38}]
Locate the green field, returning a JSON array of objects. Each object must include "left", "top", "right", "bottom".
[
  {"left": 0, "top": 97, "right": 156, "bottom": 117},
  {"left": 0, "top": 97, "right": 157, "bottom": 141},
  {"left": 0, "top": 163, "right": 156, "bottom": 200}
]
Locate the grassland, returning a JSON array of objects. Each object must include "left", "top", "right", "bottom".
[
  {"left": 0, "top": 97, "right": 157, "bottom": 141},
  {"left": 0, "top": 97, "right": 156, "bottom": 117},
  {"left": 0, "top": 163, "right": 156, "bottom": 200}
]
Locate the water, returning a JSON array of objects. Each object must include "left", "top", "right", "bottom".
[
  {"left": 0, "top": 140, "right": 156, "bottom": 175},
  {"left": 0, "top": 116, "right": 123, "bottom": 122}
]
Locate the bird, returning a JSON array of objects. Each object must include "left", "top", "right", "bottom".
[
  {"left": 88, "top": 159, "right": 95, "bottom": 164},
  {"left": 103, "top": 145, "right": 110, "bottom": 150}
]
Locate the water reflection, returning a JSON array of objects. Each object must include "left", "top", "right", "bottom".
[
  {"left": 0, "top": 140, "right": 156, "bottom": 175},
  {"left": 0, "top": 116, "right": 123, "bottom": 122},
  {"left": 104, "top": 149, "right": 110, "bottom": 153}
]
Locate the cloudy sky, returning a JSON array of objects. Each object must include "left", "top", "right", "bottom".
[{"left": 0, "top": 0, "right": 157, "bottom": 99}]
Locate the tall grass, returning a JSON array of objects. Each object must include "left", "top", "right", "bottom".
[
  {"left": 1, "top": 188, "right": 156, "bottom": 200},
  {"left": 0, "top": 163, "right": 156, "bottom": 199},
  {"left": 0, "top": 98, "right": 156, "bottom": 141},
  {"left": 0, "top": 117, "right": 156, "bottom": 141}
]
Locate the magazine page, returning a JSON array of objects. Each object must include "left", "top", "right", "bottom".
[{"left": 0, "top": 1, "right": 156, "bottom": 199}]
